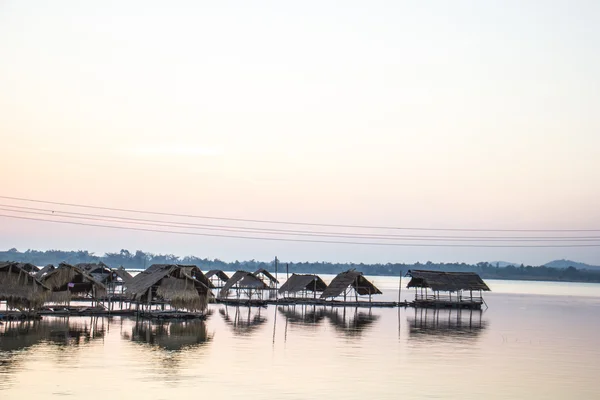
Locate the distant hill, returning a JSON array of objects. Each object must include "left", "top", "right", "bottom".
[{"left": 544, "top": 259, "right": 600, "bottom": 271}]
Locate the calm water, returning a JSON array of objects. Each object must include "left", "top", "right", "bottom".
[{"left": 1, "top": 277, "right": 600, "bottom": 399}]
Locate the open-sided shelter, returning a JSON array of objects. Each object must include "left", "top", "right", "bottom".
[
  {"left": 405, "top": 270, "right": 490, "bottom": 308},
  {"left": 40, "top": 262, "right": 107, "bottom": 305},
  {"left": 126, "top": 264, "right": 213, "bottom": 312},
  {"left": 218, "top": 271, "right": 268, "bottom": 300},
  {"left": 205, "top": 270, "right": 229, "bottom": 288},
  {"left": 0, "top": 261, "right": 50, "bottom": 311},
  {"left": 253, "top": 268, "right": 279, "bottom": 289},
  {"left": 278, "top": 273, "right": 328, "bottom": 299},
  {"left": 320, "top": 270, "right": 382, "bottom": 302}
]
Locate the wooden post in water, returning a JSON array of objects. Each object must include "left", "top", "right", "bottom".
[{"left": 398, "top": 270, "right": 402, "bottom": 304}]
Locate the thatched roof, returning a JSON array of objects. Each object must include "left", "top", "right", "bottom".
[
  {"left": 278, "top": 274, "right": 328, "bottom": 294},
  {"left": 0, "top": 262, "right": 50, "bottom": 310},
  {"left": 406, "top": 270, "right": 491, "bottom": 292},
  {"left": 113, "top": 267, "right": 133, "bottom": 282},
  {"left": 320, "top": 270, "right": 382, "bottom": 299},
  {"left": 40, "top": 263, "right": 107, "bottom": 296},
  {"left": 253, "top": 268, "right": 279, "bottom": 284},
  {"left": 205, "top": 269, "right": 229, "bottom": 282},
  {"left": 125, "top": 264, "right": 213, "bottom": 311},
  {"left": 15, "top": 263, "right": 40, "bottom": 273},
  {"left": 75, "top": 262, "right": 113, "bottom": 283},
  {"left": 219, "top": 271, "right": 268, "bottom": 297},
  {"left": 35, "top": 264, "right": 55, "bottom": 280},
  {"left": 76, "top": 262, "right": 111, "bottom": 274}
]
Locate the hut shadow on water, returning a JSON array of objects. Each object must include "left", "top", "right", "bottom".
[
  {"left": 324, "top": 307, "right": 380, "bottom": 337},
  {"left": 122, "top": 319, "right": 212, "bottom": 352},
  {"left": 0, "top": 317, "right": 106, "bottom": 352},
  {"left": 277, "top": 305, "right": 327, "bottom": 327},
  {"left": 406, "top": 308, "right": 489, "bottom": 342},
  {"left": 0, "top": 317, "right": 106, "bottom": 379},
  {"left": 219, "top": 306, "right": 267, "bottom": 336}
]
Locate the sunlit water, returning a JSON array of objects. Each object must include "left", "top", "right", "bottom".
[{"left": 1, "top": 278, "right": 599, "bottom": 399}]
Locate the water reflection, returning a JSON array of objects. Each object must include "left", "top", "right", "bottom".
[
  {"left": 324, "top": 307, "right": 380, "bottom": 337},
  {"left": 278, "top": 305, "right": 326, "bottom": 326},
  {"left": 219, "top": 306, "right": 267, "bottom": 336},
  {"left": 407, "top": 308, "right": 489, "bottom": 341},
  {"left": 0, "top": 317, "right": 106, "bottom": 384},
  {"left": 122, "top": 319, "right": 212, "bottom": 351},
  {"left": 0, "top": 317, "right": 105, "bottom": 351}
]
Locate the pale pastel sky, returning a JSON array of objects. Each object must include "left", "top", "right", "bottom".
[{"left": 1, "top": 1, "right": 599, "bottom": 265}]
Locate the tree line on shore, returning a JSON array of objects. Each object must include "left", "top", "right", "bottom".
[{"left": 2, "top": 248, "right": 600, "bottom": 283}]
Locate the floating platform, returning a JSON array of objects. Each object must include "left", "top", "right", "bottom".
[{"left": 216, "top": 298, "right": 402, "bottom": 308}]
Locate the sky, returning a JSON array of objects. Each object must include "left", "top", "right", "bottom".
[{"left": 0, "top": 1, "right": 599, "bottom": 265}]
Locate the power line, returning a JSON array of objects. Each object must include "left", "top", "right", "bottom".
[
  {"left": 2, "top": 204, "right": 598, "bottom": 241},
  {"left": 1, "top": 195, "right": 598, "bottom": 232},
  {"left": 2, "top": 213, "right": 600, "bottom": 248}
]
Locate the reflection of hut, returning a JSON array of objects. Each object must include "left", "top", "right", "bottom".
[
  {"left": 278, "top": 274, "right": 327, "bottom": 299},
  {"left": 205, "top": 270, "right": 229, "bottom": 288},
  {"left": 218, "top": 271, "right": 268, "bottom": 300},
  {"left": 0, "top": 317, "right": 105, "bottom": 351},
  {"left": 405, "top": 270, "right": 491, "bottom": 309},
  {"left": 407, "top": 308, "right": 488, "bottom": 341},
  {"left": 324, "top": 307, "right": 379, "bottom": 337},
  {"left": 320, "top": 270, "right": 382, "bottom": 302},
  {"left": 219, "top": 306, "right": 267, "bottom": 335},
  {"left": 124, "top": 319, "right": 211, "bottom": 351},
  {"left": 278, "top": 305, "right": 326, "bottom": 326},
  {"left": 253, "top": 268, "right": 279, "bottom": 289},
  {"left": 40, "top": 263, "right": 107, "bottom": 306},
  {"left": 126, "top": 264, "right": 213, "bottom": 312},
  {"left": 0, "top": 262, "right": 50, "bottom": 311}
]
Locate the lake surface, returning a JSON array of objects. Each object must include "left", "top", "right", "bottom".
[{"left": 1, "top": 277, "right": 600, "bottom": 399}]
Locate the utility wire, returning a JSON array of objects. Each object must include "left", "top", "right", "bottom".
[
  {"left": 1, "top": 195, "right": 598, "bottom": 232},
  {"left": 1, "top": 204, "right": 598, "bottom": 241},
  {"left": 1, "top": 213, "right": 599, "bottom": 248}
]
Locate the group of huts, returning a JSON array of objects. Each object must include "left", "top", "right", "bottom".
[{"left": 0, "top": 260, "right": 491, "bottom": 315}]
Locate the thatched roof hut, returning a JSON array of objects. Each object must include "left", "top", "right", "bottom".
[
  {"left": 35, "top": 264, "right": 55, "bottom": 280},
  {"left": 0, "top": 261, "right": 50, "bottom": 310},
  {"left": 405, "top": 270, "right": 491, "bottom": 292},
  {"left": 218, "top": 271, "right": 268, "bottom": 298},
  {"left": 76, "top": 262, "right": 113, "bottom": 283},
  {"left": 113, "top": 266, "right": 133, "bottom": 283},
  {"left": 126, "top": 264, "right": 213, "bottom": 311},
  {"left": 278, "top": 273, "right": 328, "bottom": 296},
  {"left": 40, "top": 262, "right": 107, "bottom": 302},
  {"left": 320, "top": 270, "right": 382, "bottom": 299},
  {"left": 206, "top": 269, "right": 229, "bottom": 288},
  {"left": 253, "top": 268, "right": 279, "bottom": 286},
  {"left": 15, "top": 263, "right": 40, "bottom": 273}
]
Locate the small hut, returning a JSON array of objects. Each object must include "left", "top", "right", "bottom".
[
  {"left": 15, "top": 263, "right": 40, "bottom": 274},
  {"left": 0, "top": 262, "right": 50, "bottom": 311},
  {"left": 40, "top": 262, "right": 107, "bottom": 306},
  {"left": 320, "top": 270, "right": 382, "bottom": 302},
  {"left": 253, "top": 268, "right": 279, "bottom": 289},
  {"left": 218, "top": 271, "right": 268, "bottom": 300},
  {"left": 205, "top": 270, "right": 229, "bottom": 288},
  {"left": 76, "top": 263, "right": 131, "bottom": 297},
  {"left": 278, "top": 273, "right": 328, "bottom": 299},
  {"left": 35, "top": 264, "right": 55, "bottom": 280},
  {"left": 113, "top": 267, "right": 133, "bottom": 283},
  {"left": 126, "top": 264, "right": 213, "bottom": 312},
  {"left": 405, "top": 270, "right": 491, "bottom": 309}
]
